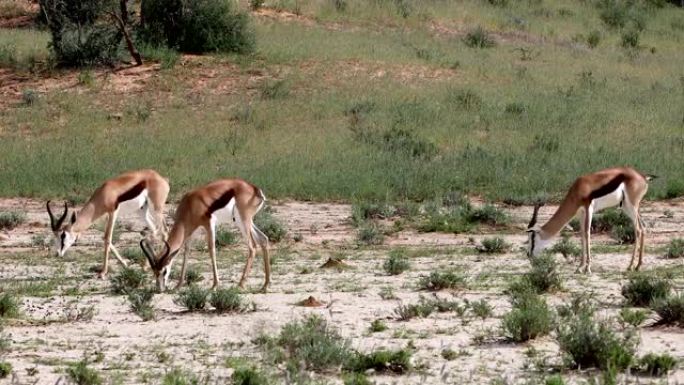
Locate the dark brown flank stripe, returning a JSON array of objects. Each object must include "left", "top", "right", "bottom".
[
  {"left": 116, "top": 181, "right": 147, "bottom": 207},
  {"left": 588, "top": 174, "right": 626, "bottom": 200},
  {"left": 206, "top": 189, "right": 235, "bottom": 218}
]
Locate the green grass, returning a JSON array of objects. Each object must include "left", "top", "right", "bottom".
[{"left": 1, "top": 3, "right": 684, "bottom": 201}]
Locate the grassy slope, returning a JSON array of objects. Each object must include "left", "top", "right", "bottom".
[{"left": 0, "top": 0, "right": 683, "bottom": 202}]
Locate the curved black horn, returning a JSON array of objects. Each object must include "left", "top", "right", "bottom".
[
  {"left": 55, "top": 202, "right": 69, "bottom": 230},
  {"left": 528, "top": 204, "right": 542, "bottom": 229},
  {"left": 47, "top": 200, "right": 56, "bottom": 230},
  {"left": 140, "top": 239, "right": 157, "bottom": 269}
]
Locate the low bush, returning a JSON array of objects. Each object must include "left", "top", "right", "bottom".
[
  {"left": 502, "top": 292, "right": 554, "bottom": 342},
  {"left": 0, "top": 293, "right": 20, "bottom": 318},
  {"left": 351, "top": 201, "right": 395, "bottom": 225},
  {"left": 464, "top": 26, "right": 496, "bottom": 48},
  {"left": 356, "top": 222, "right": 385, "bottom": 245},
  {"left": 0, "top": 362, "right": 10, "bottom": 379},
  {"left": 419, "top": 270, "right": 467, "bottom": 291},
  {"left": 369, "top": 319, "right": 388, "bottom": 332},
  {"left": 209, "top": 287, "right": 243, "bottom": 313},
  {"left": 232, "top": 366, "right": 271, "bottom": 385},
  {"left": 621, "top": 273, "right": 671, "bottom": 307},
  {"left": 0, "top": 211, "right": 26, "bottom": 230},
  {"left": 638, "top": 353, "right": 677, "bottom": 376},
  {"left": 174, "top": 285, "right": 209, "bottom": 312},
  {"left": 110, "top": 267, "right": 148, "bottom": 294},
  {"left": 665, "top": 238, "right": 684, "bottom": 259},
  {"left": 469, "top": 299, "right": 494, "bottom": 320},
  {"left": 383, "top": 249, "right": 411, "bottom": 275},
  {"left": 255, "top": 209, "right": 287, "bottom": 242},
  {"left": 127, "top": 288, "right": 155, "bottom": 321},
  {"left": 549, "top": 235, "right": 581, "bottom": 261},
  {"left": 394, "top": 297, "right": 435, "bottom": 321},
  {"left": 618, "top": 308, "right": 648, "bottom": 328},
  {"left": 345, "top": 348, "right": 412, "bottom": 374},
  {"left": 651, "top": 293, "right": 684, "bottom": 326},
  {"left": 215, "top": 226, "right": 239, "bottom": 249},
  {"left": 67, "top": 359, "right": 102, "bottom": 385},
  {"left": 526, "top": 254, "right": 562, "bottom": 293},
  {"left": 478, "top": 237, "right": 510, "bottom": 254}
]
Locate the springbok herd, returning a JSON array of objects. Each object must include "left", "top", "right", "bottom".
[{"left": 44, "top": 166, "right": 654, "bottom": 292}]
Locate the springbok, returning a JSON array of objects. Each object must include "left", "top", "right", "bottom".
[
  {"left": 140, "top": 178, "right": 270, "bottom": 292},
  {"left": 48, "top": 169, "right": 169, "bottom": 277},
  {"left": 526, "top": 167, "right": 654, "bottom": 273}
]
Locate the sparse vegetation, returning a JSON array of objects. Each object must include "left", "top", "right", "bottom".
[
  {"left": 638, "top": 353, "right": 677, "bottom": 376},
  {"left": 174, "top": 285, "right": 209, "bottom": 312},
  {"left": 0, "top": 362, "right": 10, "bottom": 379},
  {"left": 383, "top": 248, "right": 411, "bottom": 275},
  {"left": 549, "top": 235, "right": 581, "bottom": 261},
  {"left": 665, "top": 238, "right": 684, "bottom": 259},
  {"left": 110, "top": 267, "right": 148, "bottom": 295},
  {"left": 621, "top": 273, "right": 671, "bottom": 307},
  {"left": 478, "top": 237, "right": 510, "bottom": 254},
  {"left": 254, "top": 208, "right": 287, "bottom": 242},
  {"left": 356, "top": 222, "right": 385, "bottom": 245},
  {"left": 502, "top": 292, "right": 554, "bottom": 342},
  {"left": 369, "top": 319, "right": 387, "bottom": 333},
  {"left": 463, "top": 26, "right": 496, "bottom": 48},
  {"left": 419, "top": 270, "right": 467, "bottom": 291},
  {"left": 0, "top": 293, "right": 20, "bottom": 318},
  {"left": 67, "top": 360, "right": 102, "bottom": 385},
  {"left": 232, "top": 365, "right": 271, "bottom": 385},
  {"left": 127, "top": 288, "right": 156, "bottom": 321},
  {"left": 525, "top": 254, "right": 563, "bottom": 293},
  {"left": 651, "top": 292, "right": 684, "bottom": 326},
  {"left": 0, "top": 210, "right": 26, "bottom": 230},
  {"left": 209, "top": 287, "right": 244, "bottom": 313},
  {"left": 345, "top": 348, "right": 412, "bottom": 374}
]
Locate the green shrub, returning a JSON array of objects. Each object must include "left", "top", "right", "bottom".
[
  {"left": 465, "top": 204, "right": 509, "bottom": 226},
  {"left": 356, "top": 222, "right": 385, "bottom": 245},
  {"left": 502, "top": 293, "right": 554, "bottom": 342},
  {"left": 593, "top": 208, "right": 631, "bottom": 232},
  {"left": 162, "top": 368, "right": 198, "bottom": 385},
  {"left": 0, "top": 211, "right": 26, "bottom": 230},
  {"left": 394, "top": 296, "right": 436, "bottom": 321},
  {"left": 549, "top": 235, "right": 581, "bottom": 260},
  {"left": 174, "top": 285, "right": 209, "bottom": 312},
  {"left": 587, "top": 30, "right": 601, "bottom": 48},
  {"left": 259, "top": 79, "right": 291, "bottom": 100},
  {"left": 140, "top": 0, "right": 255, "bottom": 54},
  {"left": 638, "top": 353, "right": 677, "bottom": 376},
  {"left": 216, "top": 226, "right": 239, "bottom": 249},
  {"left": 138, "top": 44, "right": 180, "bottom": 70},
  {"left": 345, "top": 348, "right": 412, "bottom": 374},
  {"left": 273, "top": 314, "right": 352, "bottom": 372},
  {"left": 121, "top": 248, "right": 146, "bottom": 266},
  {"left": 232, "top": 366, "right": 270, "bottom": 385},
  {"left": 463, "top": 26, "right": 496, "bottom": 48},
  {"left": 478, "top": 237, "right": 510, "bottom": 254},
  {"left": 352, "top": 201, "right": 394, "bottom": 225},
  {"left": 469, "top": 299, "right": 493, "bottom": 320},
  {"left": 621, "top": 29, "right": 640, "bottom": 49},
  {"left": 254, "top": 209, "right": 287, "bottom": 242},
  {"left": 556, "top": 300, "right": 637, "bottom": 370},
  {"left": 0, "top": 293, "right": 20, "bottom": 318},
  {"left": 418, "top": 207, "right": 472, "bottom": 233},
  {"left": 419, "top": 270, "right": 467, "bottom": 291},
  {"left": 249, "top": 0, "right": 264, "bottom": 10},
  {"left": 446, "top": 88, "right": 483, "bottom": 110},
  {"left": 343, "top": 373, "right": 371, "bottom": 385},
  {"left": 544, "top": 375, "right": 565, "bottom": 385},
  {"left": 127, "top": 288, "right": 155, "bottom": 321},
  {"left": 110, "top": 267, "right": 148, "bottom": 294},
  {"left": 618, "top": 308, "right": 648, "bottom": 328},
  {"left": 621, "top": 273, "right": 671, "bottom": 307},
  {"left": 67, "top": 360, "right": 102, "bottom": 385},
  {"left": 665, "top": 238, "right": 684, "bottom": 259},
  {"left": 526, "top": 254, "right": 562, "bottom": 293},
  {"left": 651, "top": 293, "right": 684, "bottom": 326},
  {"left": 369, "top": 319, "right": 388, "bottom": 332},
  {"left": 0, "top": 362, "right": 10, "bottom": 378},
  {"left": 383, "top": 249, "right": 411, "bottom": 275},
  {"left": 209, "top": 287, "right": 243, "bottom": 313},
  {"left": 441, "top": 349, "right": 458, "bottom": 360}
]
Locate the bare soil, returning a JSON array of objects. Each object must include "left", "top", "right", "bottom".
[{"left": 1, "top": 198, "right": 684, "bottom": 384}]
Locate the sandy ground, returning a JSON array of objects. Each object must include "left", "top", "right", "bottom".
[{"left": 1, "top": 198, "right": 684, "bottom": 384}]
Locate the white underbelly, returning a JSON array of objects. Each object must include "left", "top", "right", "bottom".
[
  {"left": 592, "top": 183, "right": 624, "bottom": 212},
  {"left": 117, "top": 189, "right": 148, "bottom": 215},
  {"left": 211, "top": 198, "right": 236, "bottom": 225}
]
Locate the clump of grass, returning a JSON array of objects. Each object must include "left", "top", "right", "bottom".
[
  {"left": 0, "top": 293, "right": 20, "bottom": 318},
  {"left": 587, "top": 30, "right": 601, "bottom": 48},
  {"left": 441, "top": 348, "right": 458, "bottom": 360},
  {"left": 232, "top": 365, "right": 270, "bottom": 385},
  {"left": 592, "top": 208, "right": 635, "bottom": 244},
  {"left": 259, "top": 79, "right": 290, "bottom": 100},
  {"left": 110, "top": 267, "right": 148, "bottom": 295},
  {"left": 556, "top": 297, "right": 637, "bottom": 371},
  {"left": 369, "top": 319, "right": 388, "bottom": 333},
  {"left": 209, "top": 288, "right": 244, "bottom": 313},
  {"left": 621, "top": 29, "right": 640, "bottom": 49},
  {"left": 356, "top": 222, "right": 385, "bottom": 245},
  {"left": 254, "top": 209, "right": 287, "bottom": 242},
  {"left": 502, "top": 292, "right": 554, "bottom": 342},
  {"left": 351, "top": 201, "right": 395, "bottom": 226},
  {"left": 127, "top": 288, "right": 155, "bottom": 321},
  {"left": 469, "top": 299, "right": 494, "bottom": 320},
  {"left": 215, "top": 226, "right": 239, "bottom": 249},
  {"left": 121, "top": 248, "right": 146, "bottom": 266},
  {"left": 466, "top": 204, "right": 509, "bottom": 227},
  {"left": 345, "top": 348, "right": 412, "bottom": 374},
  {"left": 621, "top": 273, "right": 671, "bottom": 307},
  {"left": 394, "top": 296, "right": 436, "bottom": 321},
  {"left": 0, "top": 210, "right": 26, "bottom": 230},
  {"left": 549, "top": 235, "right": 581, "bottom": 261},
  {"left": 446, "top": 88, "right": 483, "bottom": 111},
  {"left": 419, "top": 270, "right": 467, "bottom": 291},
  {"left": 0, "top": 362, "right": 11, "bottom": 379},
  {"left": 174, "top": 285, "right": 209, "bottom": 312},
  {"left": 524, "top": 254, "right": 562, "bottom": 293},
  {"left": 162, "top": 368, "right": 198, "bottom": 385},
  {"left": 418, "top": 206, "right": 472, "bottom": 233},
  {"left": 619, "top": 308, "right": 648, "bottom": 328},
  {"left": 651, "top": 293, "right": 684, "bottom": 326},
  {"left": 478, "top": 237, "right": 510, "bottom": 254},
  {"left": 383, "top": 248, "right": 411, "bottom": 275},
  {"left": 544, "top": 375, "right": 565, "bottom": 385},
  {"left": 67, "top": 360, "right": 102, "bottom": 385},
  {"left": 185, "top": 266, "right": 203, "bottom": 285},
  {"left": 343, "top": 373, "right": 370, "bottom": 385},
  {"left": 665, "top": 238, "right": 684, "bottom": 259},
  {"left": 463, "top": 26, "right": 496, "bottom": 48},
  {"left": 638, "top": 353, "right": 677, "bottom": 376},
  {"left": 268, "top": 314, "right": 352, "bottom": 372}
]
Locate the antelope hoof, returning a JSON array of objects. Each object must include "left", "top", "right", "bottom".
[
  {"left": 98, "top": 271, "right": 107, "bottom": 279},
  {"left": 259, "top": 284, "right": 269, "bottom": 294},
  {"left": 583, "top": 266, "right": 592, "bottom": 275},
  {"left": 575, "top": 265, "right": 585, "bottom": 274}
]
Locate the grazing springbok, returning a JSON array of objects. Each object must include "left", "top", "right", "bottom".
[
  {"left": 140, "top": 178, "right": 270, "bottom": 292},
  {"left": 48, "top": 169, "right": 169, "bottom": 277},
  {"left": 526, "top": 167, "right": 654, "bottom": 273}
]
